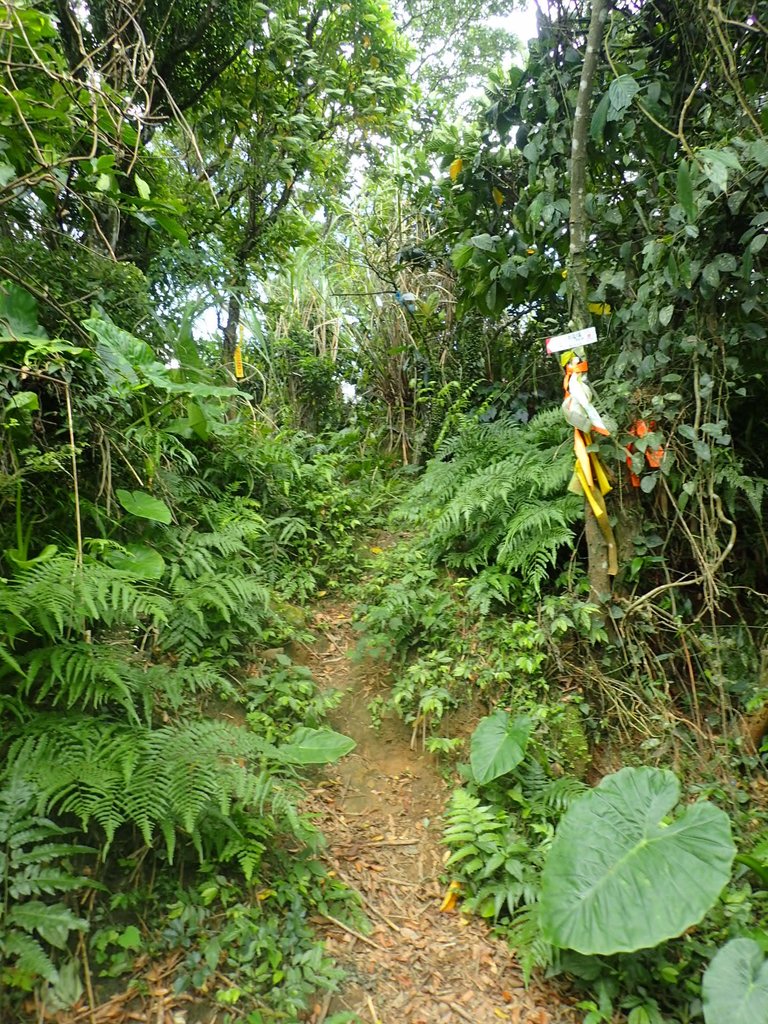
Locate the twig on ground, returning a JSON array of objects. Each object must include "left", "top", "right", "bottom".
[
  {"left": 320, "top": 914, "right": 389, "bottom": 951},
  {"left": 438, "top": 999, "right": 476, "bottom": 1022},
  {"left": 316, "top": 991, "right": 333, "bottom": 1023},
  {"left": 369, "top": 837, "right": 420, "bottom": 847},
  {"left": 366, "top": 993, "right": 379, "bottom": 1023},
  {"left": 334, "top": 867, "right": 403, "bottom": 932}
]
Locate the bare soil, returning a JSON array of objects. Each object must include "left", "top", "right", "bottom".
[{"left": 303, "top": 603, "right": 581, "bottom": 1024}]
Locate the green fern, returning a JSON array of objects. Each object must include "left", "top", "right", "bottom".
[
  {"left": 24, "top": 641, "right": 153, "bottom": 724},
  {"left": 712, "top": 453, "right": 766, "bottom": 519},
  {"left": 442, "top": 789, "right": 541, "bottom": 922},
  {"left": 399, "top": 410, "right": 580, "bottom": 592},
  {"left": 0, "top": 778, "right": 94, "bottom": 988},
  {"left": 2, "top": 557, "right": 169, "bottom": 644},
  {"left": 7, "top": 714, "right": 308, "bottom": 861},
  {"left": 161, "top": 568, "right": 271, "bottom": 659},
  {"left": 506, "top": 902, "right": 553, "bottom": 982}
]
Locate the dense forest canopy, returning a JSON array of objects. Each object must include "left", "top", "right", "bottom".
[{"left": 2, "top": 0, "right": 768, "bottom": 1021}]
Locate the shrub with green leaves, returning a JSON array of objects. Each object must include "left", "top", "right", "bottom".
[{"left": 0, "top": 289, "right": 381, "bottom": 1012}]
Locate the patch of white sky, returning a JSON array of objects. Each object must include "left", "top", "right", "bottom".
[{"left": 490, "top": 2, "right": 539, "bottom": 48}]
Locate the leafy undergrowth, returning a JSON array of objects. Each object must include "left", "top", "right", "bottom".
[
  {"left": 348, "top": 429, "right": 768, "bottom": 1024},
  {"left": 0, "top": 300, "right": 400, "bottom": 1023}
]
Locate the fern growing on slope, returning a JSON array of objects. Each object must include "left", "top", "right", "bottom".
[
  {"left": 398, "top": 409, "right": 581, "bottom": 591},
  {"left": 7, "top": 714, "right": 308, "bottom": 861},
  {"left": 159, "top": 524, "right": 275, "bottom": 660}
]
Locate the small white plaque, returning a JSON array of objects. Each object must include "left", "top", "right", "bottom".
[{"left": 545, "top": 326, "right": 598, "bottom": 354}]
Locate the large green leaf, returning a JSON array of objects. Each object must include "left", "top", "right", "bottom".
[
  {"left": 677, "top": 160, "right": 696, "bottom": 221},
  {"left": 540, "top": 767, "right": 735, "bottom": 955},
  {"left": 278, "top": 727, "right": 356, "bottom": 765},
  {"left": 608, "top": 74, "right": 639, "bottom": 114},
  {"left": 106, "top": 543, "right": 166, "bottom": 580},
  {"left": 84, "top": 316, "right": 156, "bottom": 369},
  {"left": 590, "top": 92, "right": 611, "bottom": 142},
  {"left": 115, "top": 490, "right": 172, "bottom": 524},
  {"left": 86, "top": 315, "right": 239, "bottom": 400},
  {"left": 0, "top": 282, "right": 45, "bottom": 337},
  {"left": 703, "top": 938, "right": 768, "bottom": 1024},
  {"left": 470, "top": 711, "right": 532, "bottom": 784}
]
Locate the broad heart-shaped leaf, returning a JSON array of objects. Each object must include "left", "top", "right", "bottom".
[
  {"left": 277, "top": 727, "right": 355, "bottom": 765},
  {"left": 116, "top": 489, "right": 172, "bottom": 525},
  {"left": 703, "top": 938, "right": 768, "bottom": 1024},
  {"left": 106, "top": 543, "right": 166, "bottom": 580},
  {"left": 540, "top": 767, "right": 735, "bottom": 955},
  {"left": 470, "top": 711, "right": 533, "bottom": 784}
]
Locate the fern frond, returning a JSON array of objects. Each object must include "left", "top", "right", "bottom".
[
  {"left": 1, "top": 930, "right": 58, "bottom": 984},
  {"left": 7, "top": 715, "right": 300, "bottom": 859},
  {"left": 397, "top": 408, "right": 579, "bottom": 590},
  {"left": 160, "top": 572, "right": 271, "bottom": 658},
  {"left": 507, "top": 903, "right": 553, "bottom": 983},
  {"left": 537, "top": 776, "right": 589, "bottom": 813},
  {"left": 4, "top": 557, "right": 168, "bottom": 642},
  {"left": 24, "top": 642, "right": 152, "bottom": 724},
  {"left": 713, "top": 455, "right": 766, "bottom": 518}
]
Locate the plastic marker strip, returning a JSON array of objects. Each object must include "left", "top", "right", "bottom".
[{"left": 545, "top": 326, "right": 598, "bottom": 354}]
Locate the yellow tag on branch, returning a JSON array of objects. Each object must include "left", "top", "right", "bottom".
[
  {"left": 439, "top": 880, "right": 462, "bottom": 912},
  {"left": 588, "top": 301, "right": 612, "bottom": 316},
  {"left": 233, "top": 344, "right": 244, "bottom": 379}
]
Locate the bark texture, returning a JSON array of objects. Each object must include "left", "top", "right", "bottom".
[{"left": 567, "top": 0, "right": 611, "bottom": 603}]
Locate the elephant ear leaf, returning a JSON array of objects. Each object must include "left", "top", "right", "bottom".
[
  {"left": 540, "top": 766, "right": 735, "bottom": 955},
  {"left": 470, "top": 711, "right": 532, "bottom": 784},
  {"left": 116, "top": 489, "right": 172, "bottom": 524},
  {"left": 702, "top": 938, "right": 768, "bottom": 1024},
  {"left": 277, "top": 727, "right": 355, "bottom": 765}
]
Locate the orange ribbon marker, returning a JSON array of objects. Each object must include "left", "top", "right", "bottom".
[{"left": 626, "top": 419, "right": 665, "bottom": 486}]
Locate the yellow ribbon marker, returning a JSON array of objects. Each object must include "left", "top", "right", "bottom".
[
  {"left": 593, "top": 452, "right": 613, "bottom": 496},
  {"left": 573, "top": 429, "right": 594, "bottom": 489},
  {"left": 439, "top": 880, "right": 461, "bottom": 912},
  {"left": 573, "top": 463, "right": 618, "bottom": 574},
  {"left": 574, "top": 462, "right": 604, "bottom": 518},
  {"left": 583, "top": 430, "right": 613, "bottom": 496},
  {"left": 233, "top": 324, "right": 245, "bottom": 379}
]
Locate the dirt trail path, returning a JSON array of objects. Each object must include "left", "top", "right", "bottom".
[{"left": 304, "top": 603, "right": 580, "bottom": 1024}]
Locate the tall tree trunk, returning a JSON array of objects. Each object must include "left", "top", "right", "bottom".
[
  {"left": 223, "top": 291, "right": 241, "bottom": 360},
  {"left": 567, "top": 0, "right": 611, "bottom": 603}
]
